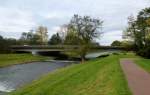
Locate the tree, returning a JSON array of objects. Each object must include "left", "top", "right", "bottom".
[
  {"left": 111, "top": 40, "right": 121, "bottom": 46},
  {"left": 48, "top": 33, "right": 62, "bottom": 45},
  {"left": 67, "top": 14, "right": 103, "bottom": 62},
  {"left": 19, "top": 26, "right": 49, "bottom": 45},
  {"left": 123, "top": 7, "right": 150, "bottom": 58},
  {"left": 20, "top": 32, "right": 28, "bottom": 45},
  {"left": 64, "top": 29, "right": 79, "bottom": 45},
  {"left": 29, "top": 34, "right": 41, "bottom": 45},
  {"left": 0, "top": 35, "right": 6, "bottom": 53},
  {"left": 19, "top": 30, "right": 41, "bottom": 45},
  {"left": 120, "top": 40, "right": 134, "bottom": 51},
  {"left": 0, "top": 35, "right": 19, "bottom": 53},
  {"left": 36, "top": 26, "right": 48, "bottom": 45},
  {"left": 58, "top": 24, "right": 68, "bottom": 43},
  {"left": 136, "top": 8, "right": 150, "bottom": 47}
]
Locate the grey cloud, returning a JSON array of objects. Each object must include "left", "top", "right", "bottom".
[{"left": 0, "top": 0, "right": 149, "bottom": 45}]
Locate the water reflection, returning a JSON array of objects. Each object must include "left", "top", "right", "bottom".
[
  {"left": 0, "top": 61, "right": 76, "bottom": 94},
  {"left": 0, "top": 82, "right": 14, "bottom": 92},
  {"left": 86, "top": 50, "right": 119, "bottom": 59}
]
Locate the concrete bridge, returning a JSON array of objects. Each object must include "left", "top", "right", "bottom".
[
  {"left": 10, "top": 45, "right": 126, "bottom": 55},
  {"left": 11, "top": 45, "right": 78, "bottom": 54}
]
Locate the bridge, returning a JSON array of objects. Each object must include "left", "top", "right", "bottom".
[{"left": 10, "top": 45, "right": 126, "bottom": 55}]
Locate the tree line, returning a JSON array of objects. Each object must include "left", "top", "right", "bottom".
[
  {"left": 0, "top": 14, "right": 102, "bottom": 62},
  {"left": 123, "top": 7, "right": 150, "bottom": 58},
  {"left": 2, "top": 7, "right": 150, "bottom": 60}
]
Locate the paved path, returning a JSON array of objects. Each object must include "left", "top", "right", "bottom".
[{"left": 120, "top": 59, "right": 150, "bottom": 95}]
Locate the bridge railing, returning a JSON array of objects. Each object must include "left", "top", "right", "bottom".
[
  {"left": 10, "top": 45, "right": 126, "bottom": 50},
  {"left": 10, "top": 45, "right": 79, "bottom": 49}
]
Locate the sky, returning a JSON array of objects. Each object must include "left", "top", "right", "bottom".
[{"left": 0, "top": 0, "right": 149, "bottom": 45}]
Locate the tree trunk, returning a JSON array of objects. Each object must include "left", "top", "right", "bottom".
[{"left": 81, "top": 55, "right": 85, "bottom": 63}]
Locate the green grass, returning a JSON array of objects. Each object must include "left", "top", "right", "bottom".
[
  {"left": 10, "top": 53, "right": 137, "bottom": 95},
  {"left": 0, "top": 54, "right": 49, "bottom": 67},
  {"left": 135, "top": 58, "right": 150, "bottom": 73}
]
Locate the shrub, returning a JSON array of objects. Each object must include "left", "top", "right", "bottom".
[
  {"left": 97, "top": 54, "right": 109, "bottom": 58},
  {"left": 137, "top": 47, "right": 150, "bottom": 58}
]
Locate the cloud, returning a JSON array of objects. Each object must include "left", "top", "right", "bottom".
[
  {"left": 0, "top": 0, "right": 149, "bottom": 45},
  {"left": 47, "top": 26, "right": 61, "bottom": 37},
  {"left": 0, "top": 7, "right": 37, "bottom": 37},
  {"left": 100, "top": 30, "right": 123, "bottom": 45},
  {"left": 43, "top": 12, "right": 72, "bottom": 20}
]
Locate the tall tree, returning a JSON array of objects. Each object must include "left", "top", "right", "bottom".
[
  {"left": 20, "top": 32, "right": 28, "bottom": 45},
  {"left": 123, "top": 15, "right": 143, "bottom": 49},
  {"left": 19, "top": 30, "right": 41, "bottom": 45},
  {"left": 0, "top": 35, "right": 19, "bottom": 53},
  {"left": 58, "top": 24, "right": 68, "bottom": 43},
  {"left": 36, "top": 26, "right": 48, "bottom": 45},
  {"left": 136, "top": 8, "right": 150, "bottom": 47},
  {"left": 123, "top": 9, "right": 150, "bottom": 49},
  {"left": 67, "top": 14, "right": 103, "bottom": 62},
  {"left": 123, "top": 7, "right": 150, "bottom": 57},
  {"left": 111, "top": 40, "right": 121, "bottom": 46},
  {"left": 48, "top": 33, "right": 62, "bottom": 45},
  {"left": 64, "top": 28, "right": 79, "bottom": 45}
]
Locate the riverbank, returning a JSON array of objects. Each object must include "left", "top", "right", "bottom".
[
  {"left": 10, "top": 53, "right": 138, "bottom": 95},
  {"left": 0, "top": 54, "right": 50, "bottom": 68},
  {"left": 0, "top": 61, "right": 74, "bottom": 94}
]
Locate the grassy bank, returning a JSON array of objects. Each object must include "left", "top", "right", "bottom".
[
  {"left": 0, "top": 54, "right": 49, "bottom": 67},
  {"left": 10, "top": 53, "right": 137, "bottom": 95},
  {"left": 135, "top": 58, "right": 150, "bottom": 73}
]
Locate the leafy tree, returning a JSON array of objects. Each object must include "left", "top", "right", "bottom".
[
  {"left": 29, "top": 34, "right": 41, "bottom": 45},
  {"left": 19, "top": 30, "right": 41, "bottom": 45},
  {"left": 19, "top": 26, "right": 49, "bottom": 45},
  {"left": 0, "top": 35, "right": 19, "bottom": 53},
  {"left": 36, "top": 26, "right": 48, "bottom": 45},
  {"left": 67, "top": 14, "right": 103, "bottom": 62},
  {"left": 111, "top": 40, "right": 122, "bottom": 46},
  {"left": 123, "top": 15, "right": 142, "bottom": 49},
  {"left": 58, "top": 24, "right": 68, "bottom": 43},
  {"left": 20, "top": 32, "right": 28, "bottom": 45},
  {"left": 120, "top": 41, "right": 134, "bottom": 51},
  {"left": 64, "top": 29, "right": 79, "bottom": 45},
  {"left": 136, "top": 8, "right": 150, "bottom": 47},
  {"left": 0, "top": 35, "right": 6, "bottom": 53},
  {"left": 123, "top": 7, "right": 150, "bottom": 58},
  {"left": 48, "top": 33, "right": 62, "bottom": 45},
  {"left": 5, "top": 38, "right": 18, "bottom": 45}
]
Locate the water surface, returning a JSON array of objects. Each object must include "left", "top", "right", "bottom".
[{"left": 0, "top": 61, "right": 75, "bottom": 94}]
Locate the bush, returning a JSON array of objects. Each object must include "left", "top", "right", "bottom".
[
  {"left": 137, "top": 47, "right": 150, "bottom": 58},
  {"left": 120, "top": 51, "right": 127, "bottom": 55},
  {"left": 112, "top": 52, "right": 120, "bottom": 55},
  {"left": 97, "top": 54, "right": 109, "bottom": 58}
]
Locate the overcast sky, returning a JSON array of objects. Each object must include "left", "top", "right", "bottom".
[{"left": 0, "top": 0, "right": 149, "bottom": 45}]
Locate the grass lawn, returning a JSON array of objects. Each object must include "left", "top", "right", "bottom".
[
  {"left": 135, "top": 58, "right": 150, "bottom": 73},
  {"left": 0, "top": 54, "right": 49, "bottom": 67},
  {"left": 10, "top": 53, "right": 137, "bottom": 95}
]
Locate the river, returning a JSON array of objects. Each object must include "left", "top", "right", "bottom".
[
  {"left": 0, "top": 50, "right": 118, "bottom": 95},
  {"left": 0, "top": 61, "right": 76, "bottom": 95}
]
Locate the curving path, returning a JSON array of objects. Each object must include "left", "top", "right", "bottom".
[{"left": 120, "top": 59, "right": 150, "bottom": 95}]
